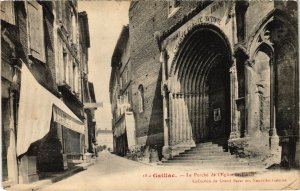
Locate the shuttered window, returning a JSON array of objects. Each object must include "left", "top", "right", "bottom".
[
  {"left": 1, "top": 1, "right": 15, "bottom": 25},
  {"left": 27, "top": 1, "right": 45, "bottom": 63}
]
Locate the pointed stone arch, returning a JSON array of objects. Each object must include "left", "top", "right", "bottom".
[
  {"left": 163, "top": 24, "right": 233, "bottom": 156},
  {"left": 246, "top": 10, "right": 299, "bottom": 167}
]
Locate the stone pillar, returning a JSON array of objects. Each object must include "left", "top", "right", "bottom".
[
  {"left": 175, "top": 94, "right": 180, "bottom": 144},
  {"left": 186, "top": 94, "right": 191, "bottom": 142},
  {"left": 162, "top": 91, "right": 174, "bottom": 158},
  {"left": 175, "top": 93, "right": 181, "bottom": 144},
  {"left": 8, "top": 90, "right": 18, "bottom": 184},
  {"left": 180, "top": 94, "right": 186, "bottom": 143},
  {"left": 177, "top": 94, "right": 182, "bottom": 143},
  {"left": 18, "top": 155, "right": 39, "bottom": 184},
  {"left": 171, "top": 93, "right": 176, "bottom": 146},
  {"left": 162, "top": 88, "right": 169, "bottom": 158},
  {"left": 229, "top": 60, "right": 239, "bottom": 139},
  {"left": 269, "top": 58, "right": 281, "bottom": 160}
]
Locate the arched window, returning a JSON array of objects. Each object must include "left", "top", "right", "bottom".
[{"left": 138, "top": 85, "right": 144, "bottom": 113}]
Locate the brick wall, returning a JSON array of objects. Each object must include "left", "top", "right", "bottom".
[
  {"left": 129, "top": 1, "right": 206, "bottom": 146},
  {"left": 15, "top": 1, "right": 58, "bottom": 95}
]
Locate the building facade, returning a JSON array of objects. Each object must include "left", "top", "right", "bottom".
[
  {"left": 110, "top": 25, "right": 137, "bottom": 156},
  {"left": 96, "top": 128, "right": 114, "bottom": 152},
  {"left": 110, "top": 1, "right": 299, "bottom": 168},
  {"left": 1, "top": 1, "right": 95, "bottom": 187}
]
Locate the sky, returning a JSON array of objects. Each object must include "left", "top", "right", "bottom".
[{"left": 78, "top": 1, "right": 130, "bottom": 130}]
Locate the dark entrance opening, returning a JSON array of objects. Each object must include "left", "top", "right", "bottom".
[{"left": 207, "top": 61, "right": 230, "bottom": 143}]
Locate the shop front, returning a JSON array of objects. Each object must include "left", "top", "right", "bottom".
[{"left": 16, "top": 64, "right": 85, "bottom": 183}]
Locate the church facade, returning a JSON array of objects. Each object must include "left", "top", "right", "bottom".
[{"left": 111, "top": 0, "right": 299, "bottom": 167}]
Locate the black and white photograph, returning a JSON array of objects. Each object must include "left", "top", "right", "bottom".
[{"left": 1, "top": 0, "right": 299, "bottom": 190}]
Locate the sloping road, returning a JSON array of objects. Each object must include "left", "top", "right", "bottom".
[{"left": 40, "top": 152, "right": 299, "bottom": 190}]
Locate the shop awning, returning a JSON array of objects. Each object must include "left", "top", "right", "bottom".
[
  {"left": 113, "top": 116, "right": 125, "bottom": 137},
  {"left": 125, "top": 112, "right": 137, "bottom": 149},
  {"left": 17, "top": 63, "right": 84, "bottom": 156},
  {"left": 52, "top": 105, "right": 85, "bottom": 134},
  {"left": 113, "top": 112, "right": 136, "bottom": 149}
]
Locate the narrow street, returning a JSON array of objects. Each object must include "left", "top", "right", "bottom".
[
  {"left": 40, "top": 152, "right": 299, "bottom": 190},
  {"left": 41, "top": 152, "right": 158, "bottom": 190}
]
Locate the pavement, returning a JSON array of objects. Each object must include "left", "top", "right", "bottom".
[
  {"left": 6, "top": 152, "right": 300, "bottom": 190},
  {"left": 7, "top": 159, "right": 96, "bottom": 191}
]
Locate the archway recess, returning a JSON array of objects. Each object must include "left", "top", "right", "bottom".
[{"left": 166, "top": 26, "right": 232, "bottom": 149}]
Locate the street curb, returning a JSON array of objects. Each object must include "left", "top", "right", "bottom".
[{"left": 7, "top": 161, "right": 95, "bottom": 191}]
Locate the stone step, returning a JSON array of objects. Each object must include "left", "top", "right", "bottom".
[
  {"left": 190, "top": 146, "right": 224, "bottom": 151},
  {"left": 161, "top": 160, "right": 262, "bottom": 166},
  {"left": 195, "top": 142, "right": 214, "bottom": 147},
  {"left": 162, "top": 161, "right": 256, "bottom": 166},
  {"left": 163, "top": 159, "right": 246, "bottom": 164},
  {"left": 184, "top": 150, "right": 229, "bottom": 155},
  {"left": 161, "top": 141, "right": 263, "bottom": 170},
  {"left": 169, "top": 158, "right": 234, "bottom": 162},
  {"left": 158, "top": 162, "right": 262, "bottom": 169},
  {"left": 173, "top": 155, "right": 234, "bottom": 160}
]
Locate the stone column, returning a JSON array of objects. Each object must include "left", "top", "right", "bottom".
[
  {"left": 179, "top": 94, "right": 184, "bottom": 143},
  {"left": 269, "top": 57, "right": 281, "bottom": 161},
  {"left": 161, "top": 49, "right": 171, "bottom": 158},
  {"left": 162, "top": 89, "right": 169, "bottom": 149},
  {"left": 172, "top": 93, "right": 176, "bottom": 145},
  {"left": 162, "top": 89, "right": 173, "bottom": 159},
  {"left": 175, "top": 94, "right": 180, "bottom": 145},
  {"left": 229, "top": 60, "right": 239, "bottom": 139},
  {"left": 177, "top": 94, "right": 182, "bottom": 143},
  {"left": 8, "top": 90, "right": 18, "bottom": 184},
  {"left": 186, "top": 94, "right": 191, "bottom": 142}
]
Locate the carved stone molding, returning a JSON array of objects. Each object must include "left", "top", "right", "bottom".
[
  {"left": 233, "top": 43, "right": 249, "bottom": 60},
  {"left": 245, "top": 59, "right": 255, "bottom": 67}
]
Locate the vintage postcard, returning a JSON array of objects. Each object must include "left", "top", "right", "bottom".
[{"left": 1, "top": 0, "right": 299, "bottom": 190}]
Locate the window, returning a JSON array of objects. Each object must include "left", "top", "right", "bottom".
[
  {"left": 27, "top": 1, "right": 45, "bottom": 62},
  {"left": 1, "top": 1, "right": 15, "bottom": 25},
  {"left": 73, "top": 64, "right": 78, "bottom": 92},
  {"left": 56, "top": 38, "right": 65, "bottom": 84},
  {"left": 63, "top": 51, "right": 68, "bottom": 83},
  {"left": 138, "top": 85, "right": 144, "bottom": 113},
  {"left": 71, "top": 11, "right": 77, "bottom": 44}
]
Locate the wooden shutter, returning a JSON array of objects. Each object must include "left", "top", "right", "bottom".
[
  {"left": 1, "top": 1, "right": 15, "bottom": 25},
  {"left": 27, "top": 1, "right": 45, "bottom": 63}
]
